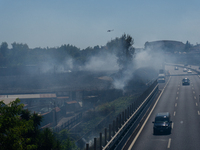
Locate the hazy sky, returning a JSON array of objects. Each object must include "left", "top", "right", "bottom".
[{"left": 1, "top": 0, "right": 200, "bottom": 49}]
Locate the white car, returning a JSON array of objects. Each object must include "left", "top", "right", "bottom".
[{"left": 183, "top": 68, "right": 187, "bottom": 72}]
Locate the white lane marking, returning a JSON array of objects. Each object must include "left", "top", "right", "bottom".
[
  {"left": 192, "top": 84, "right": 194, "bottom": 86},
  {"left": 198, "top": 111, "right": 200, "bottom": 115},
  {"left": 192, "top": 87, "right": 194, "bottom": 90},
  {"left": 175, "top": 103, "right": 177, "bottom": 107},
  {"left": 128, "top": 76, "right": 171, "bottom": 150},
  {"left": 167, "top": 138, "right": 171, "bottom": 148},
  {"left": 172, "top": 122, "right": 174, "bottom": 129},
  {"left": 193, "top": 91, "right": 195, "bottom": 94},
  {"left": 176, "top": 97, "right": 178, "bottom": 100},
  {"left": 196, "top": 103, "right": 198, "bottom": 106},
  {"left": 178, "top": 88, "right": 179, "bottom": 90},
  {"left": 194, "top": 96, "right": 196, "bottom": 99},
  {"left": 174, "top": 111, "right": 176, "bottom": 116},
  {"left": 177, "top": 92, "right": 179, "bottom": 94}
]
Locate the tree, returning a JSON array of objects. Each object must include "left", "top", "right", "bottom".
[
  {"left": 106, "top": 34, "right": 135, "bottom": 70},
  {"left": 0, "top": 99, "right": 60, "bottom": 150},
  {"left": 0, "top": 42, "right": 8, "bottom": 56},
  {"left": 0, "top": 42, "right": 8, "bottom": 66},
  {"left": 0, "top": 98, "right": 37, "bottom": 150},
  {"left": 0, "top": 98, "right": 79, "bottom": 150},
  {"left": 185, "top": 40, "right": 191, "bottom": 52}
]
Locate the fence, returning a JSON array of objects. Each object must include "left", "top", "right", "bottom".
[{"left": 85, "top": 80, "right": 158, "bottom": 150}]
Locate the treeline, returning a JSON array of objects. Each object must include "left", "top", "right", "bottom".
[
  {"left": 0, "top": 34, "right": 135, "bottom": 71},
  {"left": 0, "top": 99, "right": 79, "bottom": 150}
]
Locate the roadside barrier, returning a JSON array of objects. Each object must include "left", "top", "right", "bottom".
[{"left": 85, "top": 80, "right": 159, "bottom": 150}]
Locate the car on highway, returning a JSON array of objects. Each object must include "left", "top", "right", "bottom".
[
  {"left": 174, "top": 66, "right": 178, "bottom": 70},
  {"left": 152, "top": 112, "right": 172, "bottom": 135},
  {"left": 182, "top": 78, "right": 190, "bottom": 85},
  {"left": 183, "top": 68, "right": 187, "bottom": 72},
  {"left": 157, "top": 74, "right": 165, "bottom": 83},
  {"left": 187, "top": 70, "right": 192, "bottom": 73}
]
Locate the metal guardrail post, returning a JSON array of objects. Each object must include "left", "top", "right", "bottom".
[
  {"left": 125, "top": 109, "right": 127, "bottom": 121},
  {"left": 128, "top": 107, "right": 130, "bottom": 117},
  {"left": 132, "top": 103, "right": 134, "bottom": 113},
  {"left": 100, "top": 133, "right": 102, "bottom": 150},
  {"left": 86, "top": 144, "right": 89, "bottom": 150},
  {"left": 134, "top": 101, "right": 136, "bottom": 111},
  {"left": 94, "top": 138, "right": 96, "bottom": 150},
  {"left": 105, "top": 128, "right": 107, "bottom": 146},
  {"left": 109, "top": 124, "right": 111, "bottom": 140},
  {"left": 119, "top": 114, "right": 122, "bottom": 128},
  {"left": 113, "top": 120, "right": 115, "bottom": 134},
  {"left": 122, "top": 111, "right": 124, "bottom": 123},
  {"left": 116, "top": 117, "right": 119, "bottom": 130}
]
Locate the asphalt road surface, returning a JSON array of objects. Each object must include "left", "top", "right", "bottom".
[{"left": 128, "top": 65, "right": 200, "bottom": 150}]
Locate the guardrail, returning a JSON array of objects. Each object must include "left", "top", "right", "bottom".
[{"left": 85, "top": 80, "right": 159, "bottom": 150}]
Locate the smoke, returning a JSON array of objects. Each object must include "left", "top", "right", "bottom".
[
  {"left": 134, "top": 48, "right": 165, "bottom": 70},
  {"left": 83, "top": 52, "right": 119, "bottom": 72},
  {"left": 111, "top": 46, "right": 169, "bottom": 90}
]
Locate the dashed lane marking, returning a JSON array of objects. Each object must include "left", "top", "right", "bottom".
[
  {"left": 174, "top": 111, "right": 176, "bottom": 116},
  {"left": 167, "top": 138, "right": 171, "bottom": 149}
]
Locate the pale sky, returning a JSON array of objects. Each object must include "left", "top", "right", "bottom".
[{"left": 1, "top": 0, "right": 200, "bottom": 49}]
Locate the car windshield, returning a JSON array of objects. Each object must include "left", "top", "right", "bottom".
[
  {"left": 183, "top": 79, "right": 189, "bottom": 82},
  {"left": 155, "top": 118, "right": 169, "bottom": 123}
]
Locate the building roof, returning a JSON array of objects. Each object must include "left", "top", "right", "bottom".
[{"left": 0, "top": 93, "right": 56, "bottom": 104}]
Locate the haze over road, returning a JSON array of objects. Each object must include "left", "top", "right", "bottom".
[{"left": 128, "top": 65, "right": 200, "bottom": 150}]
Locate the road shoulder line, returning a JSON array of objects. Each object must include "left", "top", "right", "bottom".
[{"left": 128, "top": 76, "right": 171, "bottom": 150}]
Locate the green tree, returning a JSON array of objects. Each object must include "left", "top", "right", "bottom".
[
  {"left": 106, "top": 34, "right": 135, "bottom": 70},
  {"left": 0, "top": 99, "right": 61, "bottom": 150},
  {"left": 0, "top": 99, "right": 37, "bottom": 150}
]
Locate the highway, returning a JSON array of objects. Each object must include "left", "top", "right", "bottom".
[{"left": 127, "top": 65, "right": 200, "bottom": 150}]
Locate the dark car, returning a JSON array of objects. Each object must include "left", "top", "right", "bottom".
[
  {"left": 152, "top": 112, "right": 172, "bottom": 135},
  {"left": 182, "top": 78, "right": 190, "bottom": 85}
]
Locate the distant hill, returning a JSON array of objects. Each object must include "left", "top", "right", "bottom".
[{"left": 144, "top": 40, "right": 185, "bottom": 53}]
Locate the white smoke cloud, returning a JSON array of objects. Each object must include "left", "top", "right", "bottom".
[{"left": 83, "top": 53, "right": 119, "bottom": 72}]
